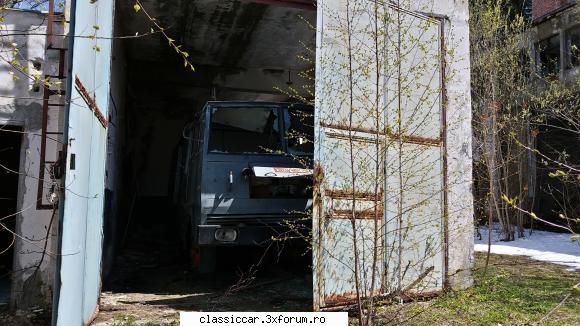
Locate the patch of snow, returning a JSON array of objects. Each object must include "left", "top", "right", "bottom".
[{"left": 474, "top": 226, "right": 580, "bottom": 270}]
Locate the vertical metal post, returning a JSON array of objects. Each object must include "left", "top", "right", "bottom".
[
  {"left": 47, "top": 0, "right": 54, "bottom": 48},
  {"left": 37, "top": 0, "right": 67, "bottom": 209},
  {"left": 439, "top": 17, "right": 450, "bottom": 289}
]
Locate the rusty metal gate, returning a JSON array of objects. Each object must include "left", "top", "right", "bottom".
[
  {"left": 54, "top": 0, "right": 114, "bottom": 324},
  {"left": 313, "top": 1, "right": 447, "bottom": 309}
]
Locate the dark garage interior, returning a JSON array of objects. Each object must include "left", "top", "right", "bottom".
[
  {"left": 98, "top": 0, "right": 317, "bottom": 314},
  {"left": 0, "top": 126, "right": 22, "bottom": 306}
]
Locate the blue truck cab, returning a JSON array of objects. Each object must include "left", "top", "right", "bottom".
[{"left": 172, "top": 101, "right": 314, "bottom": 271}]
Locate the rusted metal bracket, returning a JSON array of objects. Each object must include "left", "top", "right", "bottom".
[
  {"left": 326, "top": 189, "right": 383, "bottom": 201},
  {"left": 75, "top": 75, "right": 109, "bottom": 129},
  {"left": 320, "top": 121, "right": 383, "bottom": 135},
  {"left": 321, "top": 121, "right": 442, "bottom": 146}
]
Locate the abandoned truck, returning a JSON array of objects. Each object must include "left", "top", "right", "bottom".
[{"left": 172, "top": 101, "right": 314, "bottom": 271}]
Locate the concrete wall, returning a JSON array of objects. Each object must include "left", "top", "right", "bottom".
[
  {"left": 533, "top": 0, "right": 574, "bottom": 20},
  {"left": 0, "top": 9, "right": 64, "bottom": 310}
]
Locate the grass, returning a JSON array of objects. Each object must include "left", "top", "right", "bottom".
[
  {"left": 375, "top": 253, "right": 580, "bottom": 325},
  {"left": 110, "top": 314, "right": 179, "bottom": 326},
  {"left": 111, "top": 314, "right": 138, "bottom": 326}
]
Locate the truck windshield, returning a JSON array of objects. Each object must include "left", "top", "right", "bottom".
[
  {"left": 208, "top": 106, "right": 283, "bottom": 153},
  {"left": 284, "top": 108, "right": 314, "bottom": 156}
]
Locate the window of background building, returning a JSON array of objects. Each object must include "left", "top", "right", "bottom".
[
  {"left": 536, "top": 34, "right": 561, "bottom": 76},
  {"left": 566, "top": 25, "right": 580, "bottom": 68}
]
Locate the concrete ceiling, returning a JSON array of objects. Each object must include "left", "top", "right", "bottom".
[{"left": 118, "top": 0, "right": 316, "bottom": 104}]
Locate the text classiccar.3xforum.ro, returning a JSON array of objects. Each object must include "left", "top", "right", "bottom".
[
  {"left": 181, "top": 309, "right": 347, "bottom": 324},
  {"left": 197, "top": 314, "right": 328, "bottom": 324}
]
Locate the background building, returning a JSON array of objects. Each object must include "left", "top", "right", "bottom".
[
  {"left": 0, "top": 7, "right": 66, "bottom": 310},
  {"left": 530, "top": 0, "right": 580, "bottom": 224}
]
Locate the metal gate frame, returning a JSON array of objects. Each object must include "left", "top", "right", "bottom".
[{"left": 312, "top": 1, "right": 450, "bottom": 310}]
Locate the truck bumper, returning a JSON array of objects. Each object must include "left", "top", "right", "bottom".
[{"left": 197, "top": 224, "right": 289, "bottom": 246}]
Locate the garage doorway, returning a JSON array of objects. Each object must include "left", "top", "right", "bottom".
[
  {"left": 0, "top": 125, "right": 22, "bottom": 306},
  {"left": 97, "top": 0, "right": 316, "bottom": 318}
]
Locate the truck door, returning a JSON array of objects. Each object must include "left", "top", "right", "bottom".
[
  {"left": 313, "top": 1, "right": 446, "bottom": 309},
  {"left": 55, "top": 0, "right": 114, "bottom": 324}
]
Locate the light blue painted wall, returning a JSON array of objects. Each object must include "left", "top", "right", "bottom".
[{"left": 56, "top": 0, "right": 114, "bottom": 324}]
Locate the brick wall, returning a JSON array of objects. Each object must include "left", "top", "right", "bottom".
[{"left": 532, "top": 0, "right": 575, "bottom": 20}]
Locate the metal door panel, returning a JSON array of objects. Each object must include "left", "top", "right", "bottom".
[
  {"left": 385, "top": 9, "right": 442, "bottom": 141},
  {"left": 56, "top": 0, "right": 113, "bottom": 324},
  {"left": 384, "top": 8, "right": 444, "bottom": 294},
  {"left": 81, "top": 125, "right": 107, "bottom": 322},
  {"left": 314, "top": 0, "right": 385, "bottom": 309},
  {"left": 314, "top": 1, "right": 445, "bottom": 309},
  {"left": 385, "top": 143, "right": 444, "bottom": 292},
  {"left": 94, "top": 0, "right": 114, "bottom": 110},
  {"left": 321, "top": 219, "right": 382, "bottom": 305}
]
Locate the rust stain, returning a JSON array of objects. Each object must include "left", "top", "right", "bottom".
[
  {"left": 313, "top": 162, "right": 325, "bottom": 310},
  {"left": 321, "top": 121, "right": 441, "bottom": 146},
  {"left": 323, "top": 288, "right": 389, "bottom": 307},
  {"left": 320, "top": 121, "right": 382, "bottom": 135},
  {"left": 322, "top": 289, "right": 443, "bottom": 309},
  {"left": 331, "top": 207, "right": 383, "bottom": 220},
  {"left": 385, "top": 129, "right": 441, "bottom": 146},
  {"left": 313, "top": 163, "right": 325, "bottom": 198},
  {"left": 75, "top": 76, "right": 108, "bottom": 129},
  {"left": 325, "top": 132, "right": 379, "bottom": 144},
  {"left": 324, "top": 292, "right": 358, "bottom": 306},
  {"left": 326, "top": 189, "right": 383, "bottom": 201}
]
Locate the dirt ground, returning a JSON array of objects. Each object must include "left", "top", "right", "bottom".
[
  {"left": 0, "top": 305, "right": 51, "bottom": 326},
  {"left": 92, "top": 234, "right": 312, "bottom": 325}
]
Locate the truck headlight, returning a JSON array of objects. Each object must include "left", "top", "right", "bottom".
[{"left": 214, "top": 228, "right": 238, "bottom": 242}]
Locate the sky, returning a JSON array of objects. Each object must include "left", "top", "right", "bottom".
[{"left": 9, "top": 0, "right": 63, "bottom": 12}]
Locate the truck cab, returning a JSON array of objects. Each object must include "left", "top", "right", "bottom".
[{"left": 173, "top": 101, "right": 314, "bottom": 271}]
